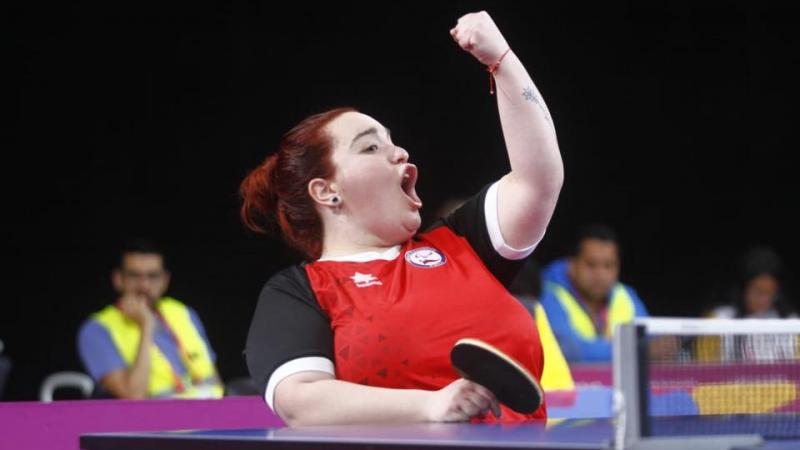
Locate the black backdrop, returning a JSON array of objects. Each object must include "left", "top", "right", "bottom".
[{"left": 4, "top": 2, "right": 799, "bottom": 400}]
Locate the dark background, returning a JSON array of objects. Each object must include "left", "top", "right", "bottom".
[{"left": 4, "top": 1, "right": 799, "bottom": 400}]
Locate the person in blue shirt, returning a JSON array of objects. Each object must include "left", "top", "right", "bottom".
[{"left": 539, "top": 225, "right": 648, "bottom": 362}]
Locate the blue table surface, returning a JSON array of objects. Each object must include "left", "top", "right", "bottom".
[
  {"left": 82, "top": 420, "right": 615, "bottom": 449},
  {"left": 80, "top": 419, "right": 800, "bottom": 450},
  {"left": 80, "top": 387, "right": 800, "bottom": 450},
  {"left": 548, "top": 386, "right": 612, "bottom": 419}
]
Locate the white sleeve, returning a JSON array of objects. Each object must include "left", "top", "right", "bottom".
[
  {"left": 484, "top": 181, "right": 540, "bottom": 260},
  {"left": 264, "top": 356, "right": 335, "bottom": 411}
]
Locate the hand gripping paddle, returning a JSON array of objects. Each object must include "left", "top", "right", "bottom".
[{"left": 450, "top": 338, "right": 544, "bottom": 414}]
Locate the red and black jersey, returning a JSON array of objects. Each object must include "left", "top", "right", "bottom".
[{"left": 245, "top": 183, "right": 546, "bottom": 421}]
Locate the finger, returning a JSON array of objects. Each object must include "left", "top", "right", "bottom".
[
  {"left": 464, "top": 381, "right": 496, "bottom": 403},
  {"left": 457, "top": 397, "right": 482, "bottom": 418},
  {"left": 471, "top": 396, "right": 491, "bottom": 416},
  {"left": 489, "top": 397, "right": 502, "bottom": 418},
  {"left": 456, "top": 27, "right": 474, "bottom": 49},
  {"left": 465, "top": 381, "right": 501, "bottom": 418},
  {"left": 457, "top": 34, "right": 472, "bottom": 50},
  {"left": 442, "top": 399, "right": 471, "bottom": 423},
  {"left": 460, "top": 388, "right": 491, "bottom": 417}
]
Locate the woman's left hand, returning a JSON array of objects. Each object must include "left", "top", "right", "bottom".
[{"left": 450, "top": 11, "right": 510, "bottom": 66}]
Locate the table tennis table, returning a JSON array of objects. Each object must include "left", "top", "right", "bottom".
[
  {"left": 80, "top": 386, "right": 800, "bottom": 450},
  {"left": 80, "top": 414, "right": 800, "bottom": 450},
  {"left": 80, "top": 419, "right": 612, "bottom": 450}
]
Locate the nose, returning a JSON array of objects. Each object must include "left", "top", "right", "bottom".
[
  {"left": 391, "top": 146, "right": 409, "bottom": 164},
  {"left": 133, "top": 278, "right": 151, "bottom": 290}
]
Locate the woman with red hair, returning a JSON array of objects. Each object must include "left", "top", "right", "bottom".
[{"left": 241, "top": 11, "right": 563, "bottom": 426}]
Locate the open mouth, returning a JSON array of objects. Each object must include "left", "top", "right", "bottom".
[{"left": 400, "top": 164, "right": 423, "bottom": 209}]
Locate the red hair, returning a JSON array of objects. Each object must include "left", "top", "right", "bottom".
[{"left": 240, "top": 107, "right": 356, "bottom": 260}]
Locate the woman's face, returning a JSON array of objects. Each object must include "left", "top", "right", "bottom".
[
  {"left": 744, "top": 273, "right": 779, "bottom": 315},
  {"left": 324, "top": 112, "right": 423, "bottom": 245}
]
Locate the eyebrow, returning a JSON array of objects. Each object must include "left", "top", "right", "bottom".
[{"left": 350, "top": 126, "right": 392, "bottom": 149}]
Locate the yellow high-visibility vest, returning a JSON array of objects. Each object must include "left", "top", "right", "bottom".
[
  {"left": 93, "top": 297, "right": 223, "bottom": 398},
  {"left": 534, "top": 303, "right": 575, "bottom": 391},
  {"left": 550, "top": 283, "right": 635, "bottom": 339}
]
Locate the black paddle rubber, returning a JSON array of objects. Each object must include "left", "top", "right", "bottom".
[{"left": 450, "top": 338, "right": 543, "bottom": 414}]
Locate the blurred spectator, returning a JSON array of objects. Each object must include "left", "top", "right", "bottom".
[
  {"left": 709, "top": 246, "right": 795, "bottom": 319},
  {"left": 696, "top": 246, "right": 796, "bottom": 362},
  {"left": 77, "top": 239, "right": 223, "bottom": 399},
  {"left": 539, "top": 225, "right": 649, "bottom": 362}
]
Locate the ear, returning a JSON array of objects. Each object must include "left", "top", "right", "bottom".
[
  {"left": 308, "top": 178, "right": 340, "bottom": 207},
  {"left": 111, "top": 269, "right": 123, "bottom": 292},
  {"left": 566, "top": 258, "right": 576, "bottom": 278}
]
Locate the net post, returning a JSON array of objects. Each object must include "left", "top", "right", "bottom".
[
  {"left": 613, "top": 322, "right": 642, "bottom": 450},
  {"left": 636, "top": 323, "right": 650, "bottom": 438}
]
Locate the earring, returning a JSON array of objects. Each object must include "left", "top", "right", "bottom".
[{"left": 332, "top": 196, "right": 340, "bottom": 204}]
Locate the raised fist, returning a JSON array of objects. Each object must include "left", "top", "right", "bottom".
[{"left": 450, "top": 11, "right": 510, "bottom": 66}]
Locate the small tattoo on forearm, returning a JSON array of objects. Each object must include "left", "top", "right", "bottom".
[
  {"left": 522, "top": 87, "right": 539, "bottom": 103},
  {"left": 522, "top": 86, "right": 552, "bottom": 123}
]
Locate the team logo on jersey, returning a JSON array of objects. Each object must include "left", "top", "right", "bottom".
[
  {"left": 405, "top": 247, "right": 447, "bottom": 268},
  {"left": 350, "top": 272, "right": 383, "bottom": 288}
]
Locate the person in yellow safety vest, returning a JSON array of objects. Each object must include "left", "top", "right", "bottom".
[
  {"left": 509, "top": 258, "right": 574, "bottom": 391},
  {"left": 539, "top": 225, "right": 649, "bottom": 363},
  {"left": 77, "top": 239, "right": 223, "bottom": 399}
]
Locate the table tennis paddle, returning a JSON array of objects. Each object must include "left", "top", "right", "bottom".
[{"left": 450, "top": 338, "right": 543, "bottom": 414}]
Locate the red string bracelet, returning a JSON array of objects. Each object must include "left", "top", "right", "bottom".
[{"left": 486, "top": 48, "right": 511, "bottom": 95}]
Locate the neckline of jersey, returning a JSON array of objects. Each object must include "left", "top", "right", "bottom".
[{"left": 317, "top": 245, "right": 402, "bottom": 263}]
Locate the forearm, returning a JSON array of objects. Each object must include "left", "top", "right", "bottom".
[
  {"left": 449, "top": 12, "right": 563, "bottom": 246},
  {"left": 494, "top": 50, "right": 563, "bottom": 192},
  {"left": 125, "top": 326, "right": 154, "bottom": 398},
  {"left": 277, "top": 378, "right": 431, "bottom": 427},
  {"left": 488, "top": 51, "right": 564, "bottom": 248}
]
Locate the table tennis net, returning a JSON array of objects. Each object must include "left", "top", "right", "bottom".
[{"left": 641, "top": 323, "right": 800, "bottom": 439}]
